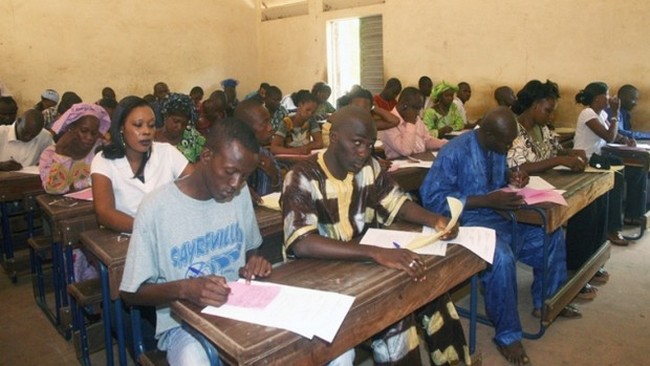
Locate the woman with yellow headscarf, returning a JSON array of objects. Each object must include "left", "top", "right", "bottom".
[{"left": 422, "top": 81, "right": 465, "bottom": 137}]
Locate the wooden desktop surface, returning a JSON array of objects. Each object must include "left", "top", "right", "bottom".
[
  {"left": 171, "top": 221, "right": 485, "bottom": 366},
  {"left": 508, "top": 169, "right": 614, "bottom": 233},
  {"left": 0, "top": 171, "right": 42, "bottom": 202}
]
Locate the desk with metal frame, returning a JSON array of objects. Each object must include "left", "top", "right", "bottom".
[{"left": 170, "top": 222, "right": 486, "bottom": 366}]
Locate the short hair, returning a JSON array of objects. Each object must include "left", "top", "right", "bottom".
[
  {"left": 0, "top": 96, "right": 18, "bottom": 110},
  {"left": 57, "top": 92, "right": 82, "bottom": 115},
  {"left": 259, "top": 82, "right": 271, "bottom": 90},
  {"left": 458, "top": 81, "right": 470, "bottom": 89},
  {"left": 204, "top": 117, "right": 260, "bottom": 155},
  {"left": 348, "top": 88, "right": 373, "bottom": 104},
  {"left": 290, "top": 90, "right": 318, "bottom": 105},
  {"left": 385, "top": 78, "right": 402, "bottom": 90},
  {"left": 418, "top": 76, "right": 432, "bottom": 86},
  {"left": 618, "top": 84, "right": 638, "bottom": 98},
  {"left": 98, "top": 97, "right": 118, "bottom": 109},
  {"left": 190, "top": 86, "right": 204, "bottom": 96},
  {"left": 266, "top": 85, "right": 282, "bottom": 98},
  {"left": 511, "top": 80, "right": 559, "bottom": 115},
  {"left": 234, "top": 99, "right": 265, "bottom": 127},
  {"left": 102, "top": 87, "right": 116, "bottom": 99},
  {"left": 397, "top": 87, "right": 423, "bottom": 104},
  {"left": 575, "top": 82, "right": 608, "bottom": 106},
  {"left": 311, "top": 82, "right": 331, "bottom": 96}
]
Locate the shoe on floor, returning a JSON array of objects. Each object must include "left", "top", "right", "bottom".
[
  {"left": 607, "top": 232, "right": 629, "bottom": 246},
  {"left": 590, "top": 267, "right": 610, "bottom": 285},
  {"left": 576, "top": 283, "right": 598, "bottom": 300},
  {"left": 532, "top": 304, "right": 582, "bottom": 319}
]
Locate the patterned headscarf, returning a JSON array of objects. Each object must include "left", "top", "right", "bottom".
[
  {"left": 161, "top": 93, "right": 198, "bottom": 126},
  {"left": 432, "top": 81, "right": 459, "bottom": 100},
  {"left": 51, "top": 102, "right": 111, "bottom": 135}
]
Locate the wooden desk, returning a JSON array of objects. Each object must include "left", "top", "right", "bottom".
[
  {"left": 389, "top": 151, "right": 434, "bottom": 192},
  {"left": 0, "top": 171, "right": 42, "bottom": 280},
  {"left": 171, "top": 243, "right": 485, "bottom": 365},
  {"left": 509, "top": 170, "right": 614, "bottom": 329}
]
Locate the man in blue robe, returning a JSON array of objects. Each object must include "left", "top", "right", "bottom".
[{"left": 420, "top": 107, "right": 577, "bottom": 366}]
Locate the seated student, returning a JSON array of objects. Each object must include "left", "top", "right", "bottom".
[
  {"left": 39, "top": 103, "right": 111, "bottom": 282},
  {"left": 91, "top": 96, "right": 191, "bottom": 234},
  {"left": 155, "top": 92, "right": 205, "bottom": 163},
  {"left": 235, "top": 99, "right": 282, "bottom": 202},
  {"left": 270, "top": 90, "right": 322, "bottom": 155},
  {"left": 421, "top": 107, "right": 579, "bottom": 366},
  {"left": 495, "top": 86, "right": 517, "bottom": 107},
  {"left": 189, "top": 86, "right": 204, "bottom": 110},
  {"left": 378, "top": 87, "right": 446, "bottom": 159},
  {"left": 151, "top": 82, "right": 170, "bottom": 128},
  {"left": 573, "top": 81, "right": 636, "bottom": 246},
  {"left": 0, "top": 109, "right": 53, "bottom": 171},
  {"left": 373, "top": 78, "right": 402, "bottom": 111},
  {"left": 244, "top": 82, "right": 270, "bottom": 103},
  {"left": 507, "top": 79, "right": 606, "bottom": 299},
  {"left": 418, "top": 75, "right": 434, "bottom": 111},
  {"left": 120, "top": 118, "right": 272, "bottom": 366},
  {"left": 56, "top": 92, "right": 83, "bottom": 125},
  {"left": 311, "top": 82, "right": 336, "bottom": 121},
  {"left": 422, "top": 81, "right": 466, "bottom": 137},
  {"left": 34, "top": 89, "right": 60, "bottom": 129},
  {"left": 0, "top": 96, "right": 18, "bottom": 125},
  {"left": 221, "top": 78, "right": 239, "bottom": 117},
  {"left": 39, "top": 103, "right": 110, "bottom": 194},
  {"left": 263, "top": 85, "right": 288, "bottom": 132},
  {"left": 607, "top": 84, "right": 650, "bottom": 223},
  {"left": 197, "top": 91, "right": 227, "bottom": 136},
  {"left": 282, "top": 106, "right": 470, "bottom": 366},
  {"left": 454, "top": 82, "right": 472, "bottom": 125},
  {"left": 340, "top": 87, "right": 399, "bottom": 131}
]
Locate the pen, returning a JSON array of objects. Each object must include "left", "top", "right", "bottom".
[{"left": 392, "top": 241, "right": 401, "bottom": 249}]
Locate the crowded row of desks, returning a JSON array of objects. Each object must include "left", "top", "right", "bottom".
[{"left": 0, "top": 142, "right": 642, "bottom": 365}]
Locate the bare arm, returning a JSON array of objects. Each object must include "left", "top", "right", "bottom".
[
  {"left": 121, "top": 275, "right": 231, "bottom": 308},
  {"left": 303, "top": 131, "right": 324, "bottom": 151},
  {"left": 372, "top": 108, "right": 400, "bottom": 130},
  {"left": 91, "top": 173, "right": 135, "bottom": 233},
  {"left": 291, "top": 233, "right": 427, "bottom": 281},
  {"left": 395, "top": 200, "right": 458, "bottom": 239},
  {"left": 520, "top": 156, "right": 585, "bottom": 174},
  {"left": 585, "top": 117, "right": 618, "bottom": 143}
]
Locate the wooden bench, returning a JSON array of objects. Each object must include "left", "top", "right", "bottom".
[{"left": 67, "top": 278, "right": 104, "bottom": 366}]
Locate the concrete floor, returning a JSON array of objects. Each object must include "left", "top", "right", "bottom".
[{"left": 1, "top": 228, "right": 649, "bottom": 366}]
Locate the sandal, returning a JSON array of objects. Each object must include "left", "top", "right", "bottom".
[
  {"left": 576, "top": 283, "right": 598, "bottom": 300},
  {"left": 495, "top": 340, "right": 530, "bottom": 365},
  {"left": 531, "top": 303, "right": 582, "bottom": 319},
  {"left": 590, "top": 267, "right": 610, "bottom": 285}
]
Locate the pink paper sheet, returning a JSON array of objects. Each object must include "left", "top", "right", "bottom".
[
  {"left": 502, "top": 187, "right": 567, "bottom": 206},
  {"left": 63, "top": 187, "right": 93, "bottom": 201},
  {"left": 226, "top": 282, "right": 281, "bottom": 309}
]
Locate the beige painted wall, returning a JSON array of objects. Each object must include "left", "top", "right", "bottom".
[
  {"left": 1, "top": 0, "right": 259, "bottom": 111},
  {"left": 259, "top": 0, "right": 650, "bottom": 129}
]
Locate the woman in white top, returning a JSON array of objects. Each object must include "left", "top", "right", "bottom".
[
  {"left": 91, "top": 96, "right": 192, "bottom": 233},
  {"left": 573, "top": 82, "right": 634, "bottom": 246}
]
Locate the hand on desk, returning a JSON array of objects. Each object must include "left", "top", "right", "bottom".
[
  {"left": 0, "top": 159, "right": 22, "bottom": 171},
  {"left": 558, "top": 156, "right": 586, "bottom": 172},
  {"left": 239, "top": 254, "right": 272, "bottom": 284},
  {"left": 484, "top": 191, "right": 525, "bottom": 211},
  {"left": 372, "top": 248, "right": 426, "bottom": 282}
]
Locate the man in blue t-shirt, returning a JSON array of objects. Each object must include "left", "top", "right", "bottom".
[{"left": 120, "top": 118, "right": 272, "bottom": 365}]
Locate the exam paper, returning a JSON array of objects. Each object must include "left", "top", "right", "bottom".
[
  {"left": 259, "top": 192, "right": 282, "bottom": 211},
  {"left": 360, "top": 228, "right": 447, "bottom": 256},
  {"left": 63, "top": 187, "right": 94, "bottom": 201},
  {"left": 406, "top": 197, "right": 463, "bottom": 250},
  {"left": 527, "top": 176, "right": 556, "bottom": 191},
  {"left": 19, "top": 166, "right": 40, "bottom": 175},
  {"left": 202, "top": 280, "right": 355, "bottom": 342},
  {"left": 226, "top": 281, "right": 280, "bottom": 309},
  {"left": 449, "top": 226, "right": 496, "bottom": 264}
]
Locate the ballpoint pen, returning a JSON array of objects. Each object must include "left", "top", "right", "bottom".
[{"left": 392, "top": 241, "right": 401, "bottom": 249}]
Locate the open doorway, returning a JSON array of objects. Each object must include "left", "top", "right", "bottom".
[{"left": 326, "top": 15, "right": 383, "bottom": 103}]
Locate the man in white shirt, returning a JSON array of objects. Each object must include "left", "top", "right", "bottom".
[
  {"left": 0, "top": 109, "right": 53, "bottom": 171},
  {"left": 454, "top": 81, "right": 472, "bottom": 125}
]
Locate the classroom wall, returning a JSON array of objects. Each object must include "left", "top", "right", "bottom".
[
  {"left": 259, "top": 0, "right": 650, "bottom": 129},
  {"left": 0, "top": 0, "right": 259, "bottom": 111}
]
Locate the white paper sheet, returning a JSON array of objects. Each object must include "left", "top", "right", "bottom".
[
  {"left": 448, "top": 226, "right": 496, "bottom": 264},
  {"left": 360, "top": 228, "right": 447, "bottom": 256},
  {"left": 19, "top": 165, "right": 40, "bottom": 175},
  {"left": 406, "top": 197, "right": 463, "bottom": 250},
  {"left": 259, "top": 192, "right": 282, "bottom": 211},
  {"left": 526, "top": 176, "right": 556, "bottom": 190},
  {"left": 202, "top": 280, "right": 355, "bottom": 342}
]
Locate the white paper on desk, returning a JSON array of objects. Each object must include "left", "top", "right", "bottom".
[
  {"left": 553, "top": 165, "right": 621, "bottom": 173},
  {"left": 635, "top": 143, "right": 650, "bottom": 150},
  {"left": 387, "top": 159, "right": 432, "bottom": 171},
  {"left": 258, "top": 192, "right": 281, "bottom": 211},
  {"left": 360, "top": 228, "right": 447, "bottom": 256},
  {"left": 407, "top": 197, "right": 463, "bottom": 250},
  {"left": 202, "top": 280, "right": 355, "bottom": 343},
  {"left": 19, "top": 165, "right": 40, "bottom": 174},
  {"left": 447, "top": 226, "right": 496, "bottom": 264},
  {"left": 527, "top": 176, "right": 556, "bottom": 190}
]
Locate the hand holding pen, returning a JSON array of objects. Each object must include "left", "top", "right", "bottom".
[{"left": 508, "top": 162, "right": 529, "bottom": 188}]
